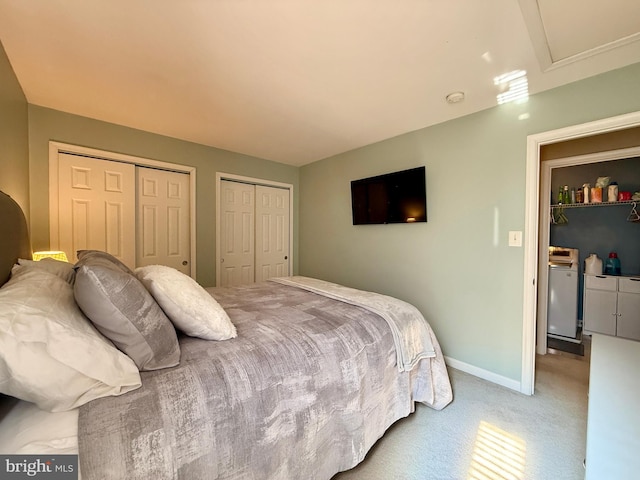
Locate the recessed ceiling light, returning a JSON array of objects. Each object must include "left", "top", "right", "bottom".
[{"left": 445, "top": 91, "right": 465, "bottom": 104}]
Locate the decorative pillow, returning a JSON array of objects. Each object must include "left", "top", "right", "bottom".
[
  {"left": 0, "top": 267, "right": 141, "bottom": 412},
  {"left": 17, "top": 257, "right": 75, "bottom": 283},
  {"left": 76, "top": 249, "right": 133, "bottom": 274},
  {"left": 74, "top": 254, "right": 180, "bottom": 371},
  {"left": 135, "top": 265, "right": 237, "bottom": 341}
]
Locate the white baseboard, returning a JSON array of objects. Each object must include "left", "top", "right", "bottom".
[{"left": 444, "top": 356, "right": 521, "bottom": 392}]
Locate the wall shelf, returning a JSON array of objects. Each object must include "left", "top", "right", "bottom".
[
  {"left": 550, "top": 199, "right": 639, "bottom": 225},
  {"left": 551, "top": 199, "right": 637, "bottom": 209}
]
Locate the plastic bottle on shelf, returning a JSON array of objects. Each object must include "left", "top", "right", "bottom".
[
  {"left": 604, "top": 252, "right": 621, "bottom": 276},
  {"left": 570, "top": 187, "right": 576, "bottom": 204},
  {"left": 557, "top": 186, "right": 564, "bottom": 204},
  {"left": 583, "top": 184, "right": 590, "bottom": 203},
  {"left": 563, "top": 185, "right": 570, "bottom": 204},
  {"left": 585, "top": 254, "right": 603, "bottom": 275}
]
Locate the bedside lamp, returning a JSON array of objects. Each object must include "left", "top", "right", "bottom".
[{"left": 32, "top": 250, "right": 69, "bottom": 262}]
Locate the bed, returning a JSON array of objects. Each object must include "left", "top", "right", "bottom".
[{"left": 0, "top": 190, "right": 452, "bottom": 479}]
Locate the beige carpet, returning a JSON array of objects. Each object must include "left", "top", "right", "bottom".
[{"left": 334, "top": 344, "right": 590, "bottom": 480}]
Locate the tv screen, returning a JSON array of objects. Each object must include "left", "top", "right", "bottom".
[{"left": 351, "top": 166, "right": 427, "bottom": 225}]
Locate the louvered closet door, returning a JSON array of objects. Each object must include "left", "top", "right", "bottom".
[
  {"left": 136, "top": 167, "right": 191, "bottom": 275},
  {"left": 219, "top": 180, "right": 255, "bottom": 286},
  {"left": 57, "top": 153, "right": 136, "bottom": 266},
  {"left": 255, "top": 185, "right": 290, "bottom": 282}
]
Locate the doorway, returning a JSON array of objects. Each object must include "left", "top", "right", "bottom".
[
  {"left": 537, "top": 150, "right": 640, "bottom": 352},
  {"left": 521, "top": 111, "right": 640, "bottom": 395}
]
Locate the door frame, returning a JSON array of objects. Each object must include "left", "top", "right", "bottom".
[
  {"left": 537, "top": 146, "right": 640, "bottom": 356},
  {"left": 215, "top": 172, "right": 294, "bottom": 286},
  {"left": 48, "top": 141, "right": 197, "bottom": 277},
  {"left": 522, "top": 110, "right": 640, "bottom": 395}
]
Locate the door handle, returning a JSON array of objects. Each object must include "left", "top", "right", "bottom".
[{"left": 182, "top": 260, "right": 188, "bottom": 266}]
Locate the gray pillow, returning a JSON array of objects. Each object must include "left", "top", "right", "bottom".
[
  {"left": 74, "top": 254, "right": 180, "bottom": 371},
  {"left": 76, "top": 249, "right": 134, "bottom": 274},
  {"left": 17, "top": 257, "right": 76, "bottom": 283}
]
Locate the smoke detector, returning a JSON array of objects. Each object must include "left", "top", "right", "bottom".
[{"left": 445, "top": 91, "right": 465, "bottom": 104}]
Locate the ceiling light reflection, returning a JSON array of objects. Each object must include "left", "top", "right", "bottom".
[
  {"left": 494, "top": 70, "right": 526, "bottom": 85},
  {"left": 494, "top": 70, "right": 529, "bottom": 105}
]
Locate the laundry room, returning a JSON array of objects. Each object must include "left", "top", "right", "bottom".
[{"left": 548, "top": 155, "right": 640, "bottom": 349}]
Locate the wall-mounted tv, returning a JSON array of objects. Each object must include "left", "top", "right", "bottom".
[{"left": 351, "top": 166, "right": 427, "bottom": 225}]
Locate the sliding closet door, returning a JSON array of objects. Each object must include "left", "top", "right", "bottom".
[
  {"left": 57, "top": 153, "right": 136, "bottom": 266},
  {"left": 218, "top": 179, "right": 291, "bottom": 286},
  {"left": 255, "top": 185, "right": 290, "bottom": 282},
  {"left": 136, "top": 167, "right": 191, "bottom": 275},
  {"left": 219, "top": 180, "right": 255, "bottom": 286}
]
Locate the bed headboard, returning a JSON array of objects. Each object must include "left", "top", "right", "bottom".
[
  {"left": 0, "top": 191, "right": 31, "bottom": 287},
  {"left": 0, "top": 191, "right": 30, "bottom": 412}
]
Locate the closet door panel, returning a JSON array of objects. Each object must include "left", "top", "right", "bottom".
[
  {"left": 57, "top": 153, "right": 135, "bottom": 266},
  {"left": 255, "top": 185, "right": 290, "bottom": 282},
  {"left": 219, "top": 180, "right": 255, "bottom": 286},
  {"left": 136, "top": 167, "right": 191, "bottom": 275}
]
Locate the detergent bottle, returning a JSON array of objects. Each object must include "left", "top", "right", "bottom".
[
  {"left": 584, "top": 254, "right": 603, "bottom": 275},
  {"left": 604, "top": 252, "right": 621, "bottom": 276}
]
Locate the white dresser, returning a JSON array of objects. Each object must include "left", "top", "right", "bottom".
[{"left": 583, "top": 274, "right": 640, "bottom": 341}]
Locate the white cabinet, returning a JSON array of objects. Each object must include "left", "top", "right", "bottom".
[
  {"left": 584, "top": 287, "right": 617, "bottom": 335},
  {"left": 617, "top": 278, "right": 640, "bottom": 340},
  {"left": 584, "top": 275, "right": 640, "bottom": 341}
]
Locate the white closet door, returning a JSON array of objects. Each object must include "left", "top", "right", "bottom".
[
  {"left": 57, "top": 153, "right": 136, "bottom": 266},
  {"left": 255, "top": 185, "right": 290, "bottom": 282},
  {"left": 219, "top": 180, "right": 255, "bottom": 286},
  {"left": 137, "top": 167, "right": 191, "bottom": 275}
]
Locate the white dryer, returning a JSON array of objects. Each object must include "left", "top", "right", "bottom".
[{"left": 547, "top": 246, "right": 579, "bottom": 340}]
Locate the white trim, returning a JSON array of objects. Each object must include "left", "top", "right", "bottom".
[
  {"left": 215, "top": 172, "right": 294, "bottom": 286},
  {"left": 544, "top": 32, "right": 640, "bottom": 71},
  {"left": 517, "top": 0, "right": 640, "bottom": 72},
  {"left": 217, "top": 171, "right": 293, "bottom": 190},
  {"left": 521, "top": 137, "right": 541, "bottom": 396},
  {"left": 48, "top": 141, "right": 197, "bottom": 278},
  {"left": 445, "top": 356, "right": 521, "bottom": 392},
  {"left": 522, "top": 111, "right": 640, "bottom": 395}
]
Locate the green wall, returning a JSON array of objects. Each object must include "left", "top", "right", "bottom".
[
  {"left": 0, "top": 41, "right": 29, "bottom": 215},
  {"left": 27, "top": 106, "right": 299, "bottom": 287},
  {"left": 298, "top": 62, "right": 640, "bottom": 383}
]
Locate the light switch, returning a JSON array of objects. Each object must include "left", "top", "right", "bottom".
[{"left": 508, "top": 231, "right": 522, "bottom": 247}]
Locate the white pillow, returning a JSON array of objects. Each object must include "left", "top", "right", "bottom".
[
  {"left": 135, "top": 265, "right": 237, "bottom": 341},
  {"left": 0, "top": 267, "right": 141, "bottom": 412},
  {"left": 0, "top": 399, "right": 79, "bottom": 454}
]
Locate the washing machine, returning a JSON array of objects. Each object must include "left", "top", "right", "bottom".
[{"left": 547, "top": 246, "right": 579, "bottom": 340}]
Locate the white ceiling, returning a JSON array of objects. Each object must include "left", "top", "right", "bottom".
[{"left": 1, "top": 0, "right": 639, "bottom": 166}]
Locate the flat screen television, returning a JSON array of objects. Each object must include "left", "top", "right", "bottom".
[{"left": 351, "top": 166, "right": 427, "bottom": 225}]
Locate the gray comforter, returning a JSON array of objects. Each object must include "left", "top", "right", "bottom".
[{"left": 78, "top": 280, "right": 452, "bottom": 480}]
